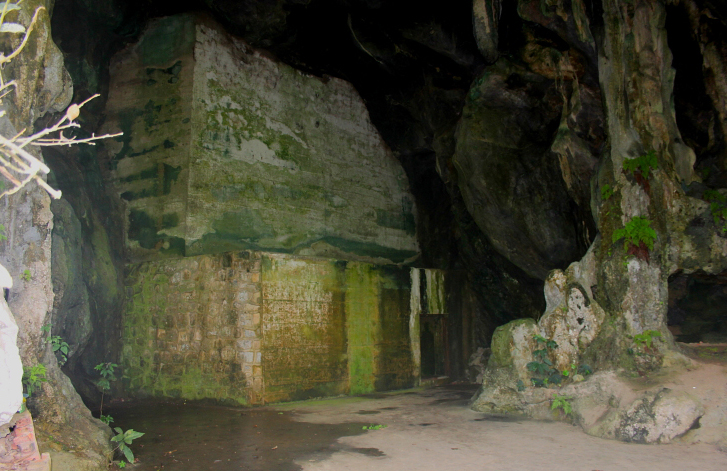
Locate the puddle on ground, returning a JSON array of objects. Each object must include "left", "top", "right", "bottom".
[
  {"left": 108, "top": 402, "right": 370, "bottom": 471},
  {"left": 473, "top": 414, "right": 522, "bottom": 423}
]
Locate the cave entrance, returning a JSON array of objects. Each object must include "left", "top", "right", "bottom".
[
  {"left": 420, "top": 314, "right": 449, "bottom": 378},
  {"left": 668, "top": 271, "right": 727, "bottom": 344}
]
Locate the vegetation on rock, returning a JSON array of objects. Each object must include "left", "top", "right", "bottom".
[{"left": 612, "top": 216, "right": 657, "bottom": 262}]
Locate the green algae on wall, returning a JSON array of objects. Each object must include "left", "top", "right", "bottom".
[
  {"left": 103, "top": 14, "right": 419, "bottom": 265},
  {"left": 101, "top": 14, "right": 196, "bottom": 263},
  {"left": 345, "top": 263, "right": 380, "bottom": 395},
  {"left": 260, "top": 254, "right": 347, "bottom": 403},
  {"left": 122, "top": 250, "right": 426, "bottom": 404},
  {"left": 122, "top": 252, "right": 262, "bottom": 405}
]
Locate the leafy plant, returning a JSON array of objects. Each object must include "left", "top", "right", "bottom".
[
  {"left": 22, "top": 363, "right": 46, "bottom": 396},
  {"left": 21, "top": 268, "right": 31, "bottom": 281},
  {"left": 633, "top": 330, "right": 662, "bottom": 349},
  {"left": 576, "top": 364, "right": 593, "bottom": 376},
  {"left": 111, "top": 428, "right": 144, "bottom": 465},
  {"left": 42, "top": 323, "right": 69, "bottom": 366},
  {"left": 527, "top": 335, "right": 559, "bottom": 387},
  {"left": 601, "top": 184, "right": 613, "bottom": 201},
  {"left": 0, "top": 224, "right": 6, "bottom": 241},
  {"left": 95, "top": 362, "right": 118, "bottom": 419},
  {"left": 623, "top": 150, "right": 658, "bottom": 180},
  {"left": 551, "top": 393, "right": 573, "bottom": 416},
  {"left": 362, "top": 424, "right": 387, "bottom": 430},
  {"left": 100, "top": 415, "right": 114, "bottom": 425},
  {"left": 612, "top": 216, "right": 657, "bottom": 262}
]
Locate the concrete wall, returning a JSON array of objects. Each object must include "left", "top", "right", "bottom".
[
  {"left": 102, "top": 14, "right": 418, "bottom": 265},
  {"left": 121, "top": 252, "right": 445, "bottom": 404}
]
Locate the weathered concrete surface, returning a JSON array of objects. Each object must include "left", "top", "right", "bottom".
[
  {"left": 101, "top": 14, "right": 418, "bottom": 265},
  {"left": 122, "top": 251, "right": 447, "bottom": 404}
]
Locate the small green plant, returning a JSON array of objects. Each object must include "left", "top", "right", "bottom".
[
  {"left": 612, "top": 216, "right": 657, "bottom": 262},
  {"left": 601, "top": 184, "right": 613, "bottom": 201},
  {"left": 22, "top": 363, "right": 47, "bottom": 396},
  {"left": 551, "top": 393, "right": 573, "bottom": 416},
  {"left": 111, "top": 427, "right": 144, "bottom": 465},
  {"left": 704, "top": 190, "right": 727, "bottom": 233},
  {"left": 21, "top": 269, "right": 31, "bottom": 281},
  {"left": 0, "top": 224, "right": 6, "bottom": 241},
  {"left": 633, "top": 330, "right": 662, "bottom": 349},
  {"left": 577, "top": 364, "right": 593, "bottom": 376},
  {"left": 100, "top": 415, "right": 114, "bottom": 425},
  {"left": 623, "top": 150, "right": 658, "bottom": 180},
  {"left": 117, "top": 462, "right": 126, "bottom": 469},
  {"left": 527, "top": 335, "right": 560, "bottom": 387},
  {"left": 362, "top": 424, "right": 387, "bottom": 430},
  {"left": 95, "top": 362, "right": 118, "bottom": 419},
  {"left": 42, "top": 323, "right": 69, "bottom": 366}
]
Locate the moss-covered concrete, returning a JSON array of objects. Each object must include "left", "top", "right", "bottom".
[
  {"left": 102, "top": 14, "right": 419, "bottom": 265},
  {"left": 122, "top": 251, "right": 424, "bottom": 404},
  {"left": 122, "top": 252, "right": 262, "bottom": 405}
]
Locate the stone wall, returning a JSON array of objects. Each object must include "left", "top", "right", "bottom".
[
  {"left": 101, "top": 14, "right": 418, "bottom": 265},
  {"left": 123, "top": 251, "right": 262, "bottom": 404},
  {"left": 122, "top": 252, "right": 444, "bottom": 404}
]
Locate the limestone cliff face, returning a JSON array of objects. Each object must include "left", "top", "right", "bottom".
[
  {"left": 0, "top": 0, "right": 111, "bottom": 468},
  {"left": 471, "top": 0, "right": 727, "bottom": 445}
]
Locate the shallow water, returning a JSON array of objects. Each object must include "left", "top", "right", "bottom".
[{"left": 108, "top": 402, "right": 368, "bottom": 471}]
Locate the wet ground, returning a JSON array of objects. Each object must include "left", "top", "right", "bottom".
[
  {"left": 109, "top": 403, "right": 370, "bottom": 471},
  {"left": 110, "top": 383, "right": 727, "bottom": 471}
]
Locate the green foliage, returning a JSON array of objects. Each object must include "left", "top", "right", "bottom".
[
  {"left": 577, "top": 364, "right": 593, "bottom": 376},
  {"left": 601, "top": 184, "right": 613, "bottom": 201},
  {"left": 43, "top": 323, "right": 69, "bottom": 366},
  {"left": 704, "top": 190, "right": 727, "bottom": 233},
  {"left": 362, "top": 424, "right": 387, "bottom": 430},
  {"left": 633, "top": 330, "right": 662, "bottom": 349},
  {"left": 22, "top": 363, "right": 47, "bottom": 396},
  {"left": 21, "top": 269, "right": 31, "bottom": 281},
  {"left": 100, "top": 415, "right": 114, "bottom": 425},
  {"left": 527, "top": 335, "right": 559, "bottom": 387},
  {"left": 622, "top": 150, "right": 657, "bottom": 180},
  {"left": 0, "top": 224, "right": 6, "bottom": 241},
  {"left": 95, "top": 362, "right": 118, "bottom": 391},
  {"left": 95, "top": 362, "right": 119, "bottom": 420},
  {"left": 551, "top": 393, "right": 573, "bottom": 416},
  {"left": 516, "top": 379, "right": 525, "bottom": 392},
  {"left": 111, "top": 428, "right": 144, "bottom": 464},
  {"left": 48, "top": 336, "right": 69, "bottom": 365},
  {"left": 612, "top": 216, "right": 657, "bottom": 251}
]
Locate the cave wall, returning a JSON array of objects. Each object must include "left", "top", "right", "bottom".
[
  {"left": 122, "top": 249, "right": 444, "bottom": 404},
  {"left": 0, "top": 0, "right": 113, "bottom": 468},
  {"left": 101, "top": 14, "right": 418, "bottom": 265}
]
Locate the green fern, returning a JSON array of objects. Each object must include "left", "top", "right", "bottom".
[{"left": 612, "top": 216, "right": 657, "bottom": 251}]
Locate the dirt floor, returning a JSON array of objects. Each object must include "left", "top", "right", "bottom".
[{"left": 110, "top": 382, "right": 727, "bottom": 471}]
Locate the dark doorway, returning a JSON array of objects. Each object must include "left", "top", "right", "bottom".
[{"left": 420, "top": 315, "right": 449, "bottom": 377}]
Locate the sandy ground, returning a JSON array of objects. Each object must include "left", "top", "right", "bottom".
[{"left": 273, "top": 385, "right": 727, "bottom": 471}]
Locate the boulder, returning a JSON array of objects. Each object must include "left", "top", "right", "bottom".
[
  {"left": 489, "top": 317, "right": 538, "bottom": 384},
  {"left": 614, "top": 389, "right": 704, "bottom": 444}
]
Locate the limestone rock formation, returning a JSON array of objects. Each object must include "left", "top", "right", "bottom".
[
  {"left": 0, "top": 0, "right": 112, "bottom": 468},
  {"left": 472, "top": 0, "right": 500, "bottom": 63}
]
